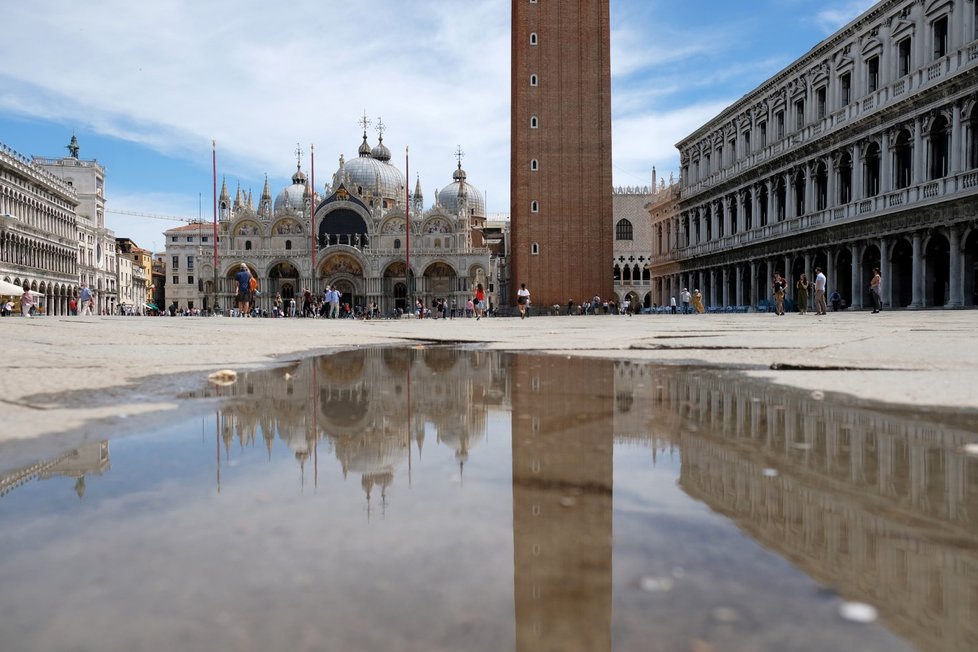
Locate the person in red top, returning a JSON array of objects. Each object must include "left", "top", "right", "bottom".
[{"left": 474, "top": 283, "right": 486, "bottom": 320}]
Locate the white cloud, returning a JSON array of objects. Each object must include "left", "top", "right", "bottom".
[{"left": 814, "top": 0, "right": 878, "bottom": 34}]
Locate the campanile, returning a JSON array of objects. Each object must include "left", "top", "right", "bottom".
[{"left": 511, "top": 0, "right": 613, "bottom": 309}]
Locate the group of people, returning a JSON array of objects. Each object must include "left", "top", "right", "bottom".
[
  {"left": 668, "top": 288, "right": 705, "bottom": 314},
  {"left": 771, "top": 266, "right": 882, "bottom": 315}
]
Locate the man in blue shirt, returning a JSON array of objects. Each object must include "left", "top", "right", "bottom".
[
  {"left": 235, "top": 264, "right": 252, "bottom": 317},
  {"left": 79, "top": 284, "right": 94, "bottom": 316}
]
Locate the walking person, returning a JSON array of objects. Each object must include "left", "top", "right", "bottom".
[
  {"left": 870, "top": 267, "right": 883, "bottom": 313},
  {"left": 474, "top": 283, "right": 486, "bottom": 320},
  {"left": 517, "top": 283, "right": 530, "bottom": 319},
  {"left": 670, "top": 296, "right": 677, "bottom": 314},
  {"left": 680, "top": 287, "right": 691, "bottom": 314},
  {"left": 771, "top": 272, "right": 786, "bottom": 315},
  {"left": 234, "top": 264, "right": 252, "bottom": 317},
  {"left": 20, "top": 282, "right": 34, "bottom": 318},
  {"left": 329, "top": 286, "right": 340, "bottom": 319},
  {"left": 813, "top": 267, "right": 828, "bottom": 315},
  {"left": 79, "top": 284, "right": 94, "bottom": 316},
  {"left": 795, "top": 273, "right": 810, "bottom": 315}
]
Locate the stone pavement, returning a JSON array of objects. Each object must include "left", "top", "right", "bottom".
[{"left": 1, "top": 310, "right": 976, "bottom": 444}]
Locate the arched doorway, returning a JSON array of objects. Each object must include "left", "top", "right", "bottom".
[
  {"left": 925, "top": 233, "right": 950, "bottom": 307},
  {"left": 834, "top": 247, "right": 852, "bottom": 307},
  {"left": 861, "top": 244, "right": 881, "bottom": 307},
  {"left": 320, "top": 253, "right": 364, "bottom": 311},
  {"left": 384, "top": 261, "right": 409, "bottom": 313},
  {"left": 423, "top": 262, "right": 457, "bottom": 307},
  {"left": 269, "top": 261, "right": 300, "bottom": 301},
  {"left": 890, "top": 238, "right": 913, "bottom": 308}
]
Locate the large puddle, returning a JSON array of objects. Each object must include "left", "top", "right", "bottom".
[{"left": 1, "top": 347, "right": 977, "bottom": 651}]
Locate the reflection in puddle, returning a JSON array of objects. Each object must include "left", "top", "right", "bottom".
[{"left": 1, "top": 348, "right": 976, "bottom": 651}]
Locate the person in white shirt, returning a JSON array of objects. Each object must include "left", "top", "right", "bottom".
[
  {"left": 813, "top": 268, "right": 827, "bottom": 315},
  {"left": 517, "top": 283, "right": 530, "bottom": 319}
]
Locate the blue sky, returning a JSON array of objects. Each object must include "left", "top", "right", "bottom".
[{"left": 0, "top": 0, "right": 876, "bottom": 252}]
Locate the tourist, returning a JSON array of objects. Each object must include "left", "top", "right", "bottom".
[
  {"left": 692, "top": 289, "right": 704, "bottom": 314},
  {"left": 517, "top": 283, "right": 530, "bottom": 319},
  {"left": 772, "top": 272, "right": 786, "bottom": 316},
  {"left": 870, "top": 267, "right": 882, "bottom": 313},
  {"left": 670, "top": 296, "right": 677, "bottom": 314},
  {"left": 465, "top": 297, "right": 474, "bottom": 318},
  {"left": 20, "top": 283, "right": 34, "bottom": 318},
  {"left": 474, "top": 283, "right": 486, "bottom": 320},
  {"left": 235, "top": 264, "right": 252, "bottom": 317},
  {"left": 813, "top": 267, "right": 827, "bottom": 315},
  {"left": 329, "top": 286, "right": 340, "bottom": 319},
  {"left": 79, "top": 284, "right": 94, "bottom": 316},
  {"left": 680, "top": 287, "right": 691, "bottom": 314},
  {"left": 830, "top": 290, "right": 843, "bottom": 311},
  {"left": 796, "top": 273, "right": 810, "bottom": 315}
]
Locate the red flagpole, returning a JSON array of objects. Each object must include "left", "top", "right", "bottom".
[
  {"left": 405, "top": 146, "right": 410, "bottom": 310},
  {"left": 212, "top": 140, "right": 219, "bottom": 311},
  {"left": 310, "top": 144, "right": 317, "bottom": 291}
]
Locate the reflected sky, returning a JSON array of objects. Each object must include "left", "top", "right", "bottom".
[{"left": 2, "top": 348, "right": 975, "bottom": 651}]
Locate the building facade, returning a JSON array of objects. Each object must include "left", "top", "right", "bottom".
[
  {"left": 669, "top": 0, "right": 978, "bottom": 311},
  {"left": 165, "top": 128, "right": 491, "bottom": 315},
  {"left": 0, "top": 141, "right": 79, "bottom": 316},
  {"left": 611, "top": 172, "right": 661, "bottom": 311},
  {"left": 511, "top": 0, "right": 613, "bottom": 309},
  {"left": 34, "top": 137, "right": 118, "bottom": 314}
]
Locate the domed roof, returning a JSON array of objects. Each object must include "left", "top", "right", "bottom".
[
  {"left": 437, "top": 162, "right": 485, "bottom": 218},
  {"left": 274, "top": 167, "right": 309, "bottom": 213},
  {"left": 371, "top": 136, "right": 392, "bottom": 162},
  {"left": 334, "top": 135, "right": 406, "bottom": 203}
]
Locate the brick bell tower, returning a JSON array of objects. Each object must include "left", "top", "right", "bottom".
[{"left": 510, "top": 0, "right": 613, "bottom": 311}]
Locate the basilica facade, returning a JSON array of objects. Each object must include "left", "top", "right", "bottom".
[{"left": 166, "top": 127, "right": 492, "bottom": 315}]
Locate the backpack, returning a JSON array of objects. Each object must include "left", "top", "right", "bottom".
[{"left": 249, "top": 276, "right": 257, "bottom": 292}]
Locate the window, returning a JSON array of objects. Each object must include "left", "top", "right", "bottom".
[
  {"left": 615, "top": 219, "right": 634, "bottom": 241},
  {"left": 171, "top": 236, "right": 178, "bottom": 243},
  {"left": 172, "top": 275, "right": 179, "bottom": 285},
  {"left": 186, "top": 255, "right": 194, "bottom": 271},
  {"left": 743, "top": 130, "right": 751, "bottom": 155},
  {"left": 394, "top": 238, "right": 401, "bottom": 249},
  {"left": 530, "top": 200, "right": 539, "bottom": 213},
  {"left": 187, "top": 275, "right": 194, "bottom": 285},
  {"left": 529, "top": 32, "right": 538, "bottom": 45},
  {"left": 759, "top": 122, "right": 767, "bottom": 148},
  {"left": 186, "top": 236, "right": 194, "bottom": 242},
  {"left": 530, "top": 115, "right": 538, "bottom": 128},
  {"left": 285, "top": 240, "right": 292, "bottom": 250},
  {"left": 815, "top": 87, "right": 826, "bottom": 119},
  {"left": 776, "top": 111, "right": 785, "bottom": 139},
  {"left": 933, "top": 17, "right": 948, "bottom": 59},
  {"left": 898, "top": 37, "right": 912, "bottom": 77},
  {"left": 202, "top": 236, "right": 209, "bottom": 243},
  {"left": 867, "top": 56, "right": 880, "bottom": 92},
  {"left": 171, "top": 255, "right": 179, "bottom": 269},
  {"left": 245, "top": 240, "right": 252, "bottom": 250},
  {"left": 530, "top": 159, "right": 539, "bottom": 171},
  {"left": 530, "top": 74, "right": 538, "bottom": 86},
  {"left": 531, "top": 242, "right": 539, "bottom": 255},
  {"left": 794, "top": 99, "right": 805, "bottom": 130},
  {"left": 839, "top": 72, "right": 851, "bottom": 106}
]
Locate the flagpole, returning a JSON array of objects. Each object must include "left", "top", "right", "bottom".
[
  {"left": 212, "top": 140, "right": 219, "bottom": 314},
  {"left": 310, "top": 144, "right": 317, "bottom": 295},
  {"left": 405, "top": 145, "right": 411, "bottom": 314}
]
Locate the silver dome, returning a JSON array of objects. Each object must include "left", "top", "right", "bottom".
[
  {"left": 274, "top": 183, "right": 308, "bottom": 213},
  {"left": 336, "top": 152, "right": 406, "bottom": 203},
  {"left": 437, "top": 164, "right": 485, "bottom": 218}
]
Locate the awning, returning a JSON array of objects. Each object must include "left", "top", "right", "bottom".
[
  {"left": 144, "top": 303, "right": 158, "bottom": 310},
  {"left": 0, "top": 279, "right": 24, "bottom": 296}
]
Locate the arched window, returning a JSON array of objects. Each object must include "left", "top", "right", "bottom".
[
  {"left": 530, "top": 74, "right": 538, "bottom": 86},
  {"left": 615, "top": 219, "right": 633, "bottom": 241},
  {"left": 529, "top": 32, "right": 538, "bottom": 45},
  {"left": 838, "top": 152, "right": 853, "bottom": 204},
  {"left": 530, "top": 159, "right": 539, "bottom": 171},
  {"left": 865, "top": 142, "right": 881, "bottom": 196},
  {"left": 285, "top": 240, "right": 292, "bottom": 250},
  {"left": 814, "top": 161, "right": 828, "bottom": 210},
  {"left": 970, "top": 105, "right": 978, "bottom": 169},
  {"left": 530, "top": 200, "right": 539, "bottom": 213},
  {"left": 531, "top": 242, "right": 539, "bottom": 255},
  {"left": 929, "top": 115, "right": 950, "bottom": 180},
  {"left": 245, "top": 240, "right": 252, "bottom": 250},
  {"left": 894, "top": 129, "right": 912, "bottom": 189},
  {"left": 394, "top": 238, "right": 401, "bottom": 250},
  {"left": 613, "top": 265, "right": 621, "bottom": 281},
  {"left": 622, "top": 265, "right": 632, "bottom": 282},
  {"left": 530, "top": 116, "right": 539, "bottom": 129}
]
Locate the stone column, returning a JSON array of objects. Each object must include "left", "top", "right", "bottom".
[
  {"left": 735, "top": 266, "right": 744, "bottom": 306},
  {"left": 722, "top": 196, "right": 731, "bottom": 238},
  {"left": 852, "top": 141, "right": 863, "bottom": 201},
  {"left": 804, "top": 164, "right": 814, "bottom": 215},
  {"left": 948, "top": 227, "right": 963, "bottom": 308},
  {"left": 826, "top": 249, "right": 836, "bottom": 293},
  {"left": 850, "top": 243, "right": 863, "bottom": 309},
  {"left": 951, "top": 102, "right": 963, "bottom": 174},
  {"left": 881, "top": 130, "right": 892, "bottom": 193},
  {"left": 912, "top": 116, "right": 924, "bottom": 186},
  {"left": 722, "top": 267, "right": 730, "bottom": 307},
  {"left": 749, "top": 260, "right": 758, "bottom": 307},
  {"left": 880, "top": 238, "right": 891, "bottom": 309},
  {"left": 786, "top": 172, "right": 796, "bottom": 220},
  {"left": 826, "top": 155, "right": 836, "bottom": 209},
  {"left": 911, "top": 231, "right": 923, "bottom": 308},
  {"left": 709, "top": 269, "right": 717, "bottom": 307},
  {"left": 804, "top": 252, "right": 813, "bottom": 285}
]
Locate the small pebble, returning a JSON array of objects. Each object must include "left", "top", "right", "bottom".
[
  {"left": 559, "top": 496, "right": 577, "bottom": 507},
  {"left": 839, "top": 601, "right": 878, "bottom": 623},
  {"left": 811, "top": 390, "right": 825, "bottom": 400},
  {"left": 762, "top": 468, "right": 779, "bottom": 477},
  {"left": 639, "top": 576, "right": 674, "bottom": 592}
]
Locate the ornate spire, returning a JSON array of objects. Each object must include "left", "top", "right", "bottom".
[
  {"left": 219, "top": 176, "right": 230, "bottom": 203},
  {"left": 358, "top": 111, "right": 372, "bottom": 157},
  {"left": 234, "top": 183, "right": 244, "bottom": 210},
  {"left": 261, "top": 174, "right": 271, "bottom": 200},
  {"left": 247, "top": 188, "right": 254, "bottom": 209}
]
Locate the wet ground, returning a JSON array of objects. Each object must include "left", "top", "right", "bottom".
[{"left": 1, "top": 347, "right": 976, "bottom": 651}]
